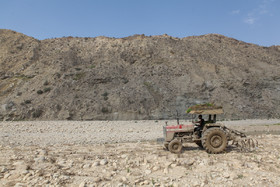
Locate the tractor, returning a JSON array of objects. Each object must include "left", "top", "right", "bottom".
[{"left": 163, "top": 104, "right": 257, "bottom": 154}]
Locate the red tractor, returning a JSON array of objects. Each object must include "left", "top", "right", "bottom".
[{"left": 163, "top": 104, "right": 257, "bottom": 154}]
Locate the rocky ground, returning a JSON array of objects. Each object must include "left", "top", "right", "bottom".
[{"left": 1, "top": 120, "right": 280, "bottom": 186}]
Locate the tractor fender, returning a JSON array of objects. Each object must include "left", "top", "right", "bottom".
[{"left": 203, "top": 123, "right": 224, "bottom": 131}]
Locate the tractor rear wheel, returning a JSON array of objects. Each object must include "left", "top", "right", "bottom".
[
  {"left": 202, "top": 128, "right": 227, "bottom": 154},
  {"left": 168, "top": 139, "right": 182, "bottom": 154}
]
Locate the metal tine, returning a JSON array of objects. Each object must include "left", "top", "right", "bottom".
[
  {"left": 247, "top": 138, "right": 252, "bottom": 151},
  {"left": 245, "top": 138, "right": 258, "bottom": 152},
  {"left": 246, "top": 139, "right": 250, "bottom": 151},
  {"left": 255, "top": 139, "right": 259, "bottom": 148},
  {"left": 250, "top": 138, "right": 256, "bottom": 149},
  {"left": 249, "top": 138, "right": 254, "bottom": 151},
  {"left": 249, "top": 138, "right": 258, "bottom": 149},
  {"left": 241, "top": 140, "right": 246, "bottom": 151},
  {"left": 246, "top": 138, "right": 253, "bottom": 151},
  {"left": 249, "top": 138, "right": 253, "bottom": 147},
  {"left": 231, "top": 137, "right": 258, "bottom": 152}
]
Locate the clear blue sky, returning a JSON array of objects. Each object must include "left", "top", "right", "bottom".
[{"left": 0, "top": 0, "right": 279, "bottom": 46}]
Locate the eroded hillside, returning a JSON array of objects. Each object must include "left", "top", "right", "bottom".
[{"left": 0, "top": 29, "right": 279, "bottom": 120}]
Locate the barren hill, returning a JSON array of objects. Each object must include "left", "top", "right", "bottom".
[{"left": 0, "top": 29, "right": 279, "bottom": 121}]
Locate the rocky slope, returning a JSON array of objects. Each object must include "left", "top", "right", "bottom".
[{"left": 0, "top": 29, "right": 279, "bottom": 120}]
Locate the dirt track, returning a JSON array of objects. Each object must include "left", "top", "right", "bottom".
[
  {"left": 1, "top": 120, "right": 280, "bottom": 186},
  {"left": 1, "top": 119, "right": 280, "bottom": 146}
]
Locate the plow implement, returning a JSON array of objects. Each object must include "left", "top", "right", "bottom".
[{"left": 223, "top": 126, "right": 258, "bottom": 152}]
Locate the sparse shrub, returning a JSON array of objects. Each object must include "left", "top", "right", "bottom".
[
  {"left": 143, "top": 81, "right": 153, "bottom": 88},
  {"left": 56, "top": 104, "right": 62, "bottom": 111},
  {"left": 43, "top": 87, "right": 51, "bottom": 92},
  {"left": 102, "top": 92, "right": 108, "bottom": 97},
  {"left": 89, "top": 65, "right": 96, "bottom": 69},
  {"left": 101, "top": 107, "right": 109, "bottom": 113},
  {"left": 122, "top": 78, "right": 129, "bottom": 84},
  {"left": 43, "top": 80, "right": 49, "bottom": 86},
  {"left": 54, "top": 73, "right": 61, "bottom": 79},
  {"left": 73, "top": 72, "right": 85, "bottom": 80},
  {"left": 102, "top": 92, "right": 109, "bottom": 100},
  {"left": 37, "top": 90, "right": 43, "bottom": 95},
  {"left": 20, "top": 100, "right": 31, "bottom": 105},
  {"left": 24, "top": 100, "right": 32, "bottom": 104},
  {"left": 15, "top": 74, "right": 33, "bottom": 80},
  {"left": 152, "top": 178, "right": 155, "bottom": 185},
  {"left": 32, "top": 109, "right": 43, "bottom": 118},
  {"left": 237, "top": 174, "right": 244, "bottom": 179}
]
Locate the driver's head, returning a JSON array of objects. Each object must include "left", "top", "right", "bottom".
[{"left": 198, "top": 115, "right": 202, "bottom": 119}]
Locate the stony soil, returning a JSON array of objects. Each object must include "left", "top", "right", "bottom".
[{"left": 1, "top": 120, "right": 280, "bottom": 186}]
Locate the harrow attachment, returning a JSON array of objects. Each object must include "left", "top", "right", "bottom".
[{"left": 223, "top": 126, "right": 258, "bottom": 152}]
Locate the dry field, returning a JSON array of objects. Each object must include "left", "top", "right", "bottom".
[{"left": 1, "top": 120, "right": 280, "bottom": 186}]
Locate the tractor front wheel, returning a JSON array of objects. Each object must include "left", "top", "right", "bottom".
[{"left": 168, "top": 139, "right": 182, "bottom": 154}]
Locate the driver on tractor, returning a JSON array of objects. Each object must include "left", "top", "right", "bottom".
[{"left": 194, "top": 114, "right": 205, "bottom": 137}]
